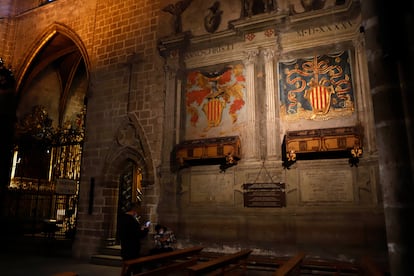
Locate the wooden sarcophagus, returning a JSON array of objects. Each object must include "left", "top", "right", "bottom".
[
  {"left": 283, "top": 126, "right": 363, "bottom": 167},
  {"left": 175, "top": 136, "right": 241, "bottom": 170}
]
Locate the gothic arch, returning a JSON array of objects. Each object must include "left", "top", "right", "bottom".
[
  {"left": 101, "top": 117, "right": 156, "bottom": 240},
  {"left": 15, "top": 22, "right": 90, "bottom": 125},
  {"left": 104, "top": 116, "right": 155, "bottom": 188},
  {"left": 16, "top": 22, "right": 90, "bottom": 90},
  {"left": 7, "top": 23, "right": 90, "bottom": 241}
]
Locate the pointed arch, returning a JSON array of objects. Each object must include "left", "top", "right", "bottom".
[
  {"left": 101, "top": 117, "right": 156, "bottom": 241},
  {"left": 103, "top": 117, "right": 156, "bottom": 189},
  {"left": 15, "top": 23, "right": 90, "bottom": 125},
  {"left": 16, "top": 22, "right": 90, "bottom": 92}
]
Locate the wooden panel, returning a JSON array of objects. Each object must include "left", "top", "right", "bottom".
[
  {"left": 322, "top": 135, "right": 359, "bottom": 151},
  {"left": 285, "top": 126, "right": 362, "bottom": 154},
  {"left": 243, "top": 183, "right": 286, "bottom": 208},
  {"left": 175, "top": 136, "right": 241, "bottom": 168},
  {"left": 192, "top": 147, "right": 203, "bottom": 157},
  {"left": 205, "top": 145, "right": 217, "bottom": 156}
]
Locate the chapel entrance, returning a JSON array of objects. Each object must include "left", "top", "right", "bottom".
[{"left": 116, "top": 159, "right": 148, "bottom": 242}]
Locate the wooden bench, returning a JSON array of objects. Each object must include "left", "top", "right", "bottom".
[
  {"left": 120, "top": 246, "right": 204, "bottom": 276},
  {"left": 300, "top": 258, "right": 359, "bottom": 275},
  {"left": 187, "top": 249, "right": 253, "bottom": 275},
  {"left": 359, "top": 256, "right": 384, "bottom": 276},
  {"left": 274, "top": 252, "right": 306, "bottom": 276},
  {"left": 52, "top": 273, "right": 78, "bottom": 276}
]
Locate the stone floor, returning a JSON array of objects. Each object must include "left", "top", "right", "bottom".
[
  {"left": 0, "top": 234, "right": 120, "bottom": 276},
  {"left": 0, "top": 253, "right": 122, "bottom": 276}
]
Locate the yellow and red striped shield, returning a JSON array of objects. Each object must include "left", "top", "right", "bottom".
[
  {"left": 305, "top": 85, "right": 334, "bottom": 115},
  {"left": 202, "top": 98, "right": 225, "bottom": 128}
]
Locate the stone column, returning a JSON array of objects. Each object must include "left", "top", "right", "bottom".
[
  {"left": 360, "top": 1, "right": 414, "bottom": 275},
  {"left": 263, "top": 48, "right": 278, "bottom": 159},
  {"left": 243, "top": 49, "right": 259, "bottom": 160}
]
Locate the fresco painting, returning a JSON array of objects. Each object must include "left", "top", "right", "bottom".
[
  {"left": 279, "top": 51, "right": 354, "bottom": 121},
  {"left": 185, "top": 64, "right": 247, "bottom": 139}
]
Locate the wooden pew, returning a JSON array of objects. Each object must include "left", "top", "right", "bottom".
[
  {"left": 120, "top": 246, "right": 204, "bottom": 276},
  {"left": 359, "top": 256, "right": 384, "bottom": 276},
  {"left": 274, "top": 252, "right": 306, "bottom": 276},
  {"left": 187, "top": 249, "right": 253, "bottom": 275}
]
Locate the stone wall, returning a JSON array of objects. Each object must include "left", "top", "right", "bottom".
[
  {"left": 157, "top": 0, "right": 387, "bottom": 260},
  {"left": 1, "top": 0, "right": 389, "bottom": 262},
  {"left": 4, "top": 0, "right": 165, "bottom": 259}
]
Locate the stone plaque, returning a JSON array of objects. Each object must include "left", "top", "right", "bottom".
[
  {"left": 299, "top": 169, "right": 353, "bottom": 202},
  {"left": 190, "top": 173, "right": 234, "bottom": 203}
]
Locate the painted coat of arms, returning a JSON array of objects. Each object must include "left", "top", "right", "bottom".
[
  {"left": 279, "top": 51, "right": 354, "bottom": 120},
  {"left": 185, "top": 64, "right": 246, "bottom": 139}
]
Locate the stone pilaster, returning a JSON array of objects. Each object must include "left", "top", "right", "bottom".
[
  {"left": 161, "top": 60, "right": 180, "bottom": 164},
  {"left": 263, "top": 48, "right": 278, "bottom": 159},
  {"left": 243, "top": 49, "right": 259, "bottom": 160},
  {"left": 352, "top": 34, "right": 377, "bottom": 154}
]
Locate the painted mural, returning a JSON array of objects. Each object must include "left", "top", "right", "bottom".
[
  {"left": 279, "top": 51, "right": 354, "bottom": 121},
  {"left": 185, "top": 64, "right": 246, "bottom": 139}
]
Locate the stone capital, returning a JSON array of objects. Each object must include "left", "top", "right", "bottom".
[{"left": 243, "top": 49, "right": 260, "bottom": 65}]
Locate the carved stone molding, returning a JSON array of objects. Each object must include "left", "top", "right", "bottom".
[
  {"left": 116, "top": 123, "right": 144, "bottom": 156},
  {"left": 263, "top": 48, "right": 275, "bottom": 62},
  {"left": 158, "top": 31, "right": 191, "bottom": 59},
  {"left": 243, "top": 49, "right": 260, "bottom": 65}
]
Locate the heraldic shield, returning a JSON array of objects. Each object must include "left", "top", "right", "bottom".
[
  {"left": 304, "top": 84, "right": 334, "bottom": 115},
  {"left": 202, "top": 98, "right": 225, "bottom": 129}
]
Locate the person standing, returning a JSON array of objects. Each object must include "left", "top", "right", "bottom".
[{"left": 118, "top": 202, "right": 150, "bottom": 261}]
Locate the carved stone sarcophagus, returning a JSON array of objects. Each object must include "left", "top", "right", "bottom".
[{"left": 175, "top": 136, "right": 241, "bottom": 170}]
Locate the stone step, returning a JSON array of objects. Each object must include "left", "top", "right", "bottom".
[
  {"left": 90, "top": 244, "right": 122, "bottom": 267},
  {"left": 99, "top": 245, "right": 121, "bottom": 256},
  {"left": 90, "top": 254, "right": 122, "bottom": 267}
]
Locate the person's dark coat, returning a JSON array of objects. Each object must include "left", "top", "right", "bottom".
[{"left": 118, "top": 213, "right": 148, "bottom": 260}]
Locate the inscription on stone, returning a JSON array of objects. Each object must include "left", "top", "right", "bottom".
[
  {"left": 299, "top": 169, "right": 353, "bottom": 202},
  {"left": 243, "top": 183, "right": 286, "bottom": 208},
  {"left": 296, "top": 20, "right": 354, "bottom": 37},
  {"left": 190, "top": 173, "right": 234, "bottom": 203},
  {"left": 185, "top": 44, "right": 234, "bottom": 59}
]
